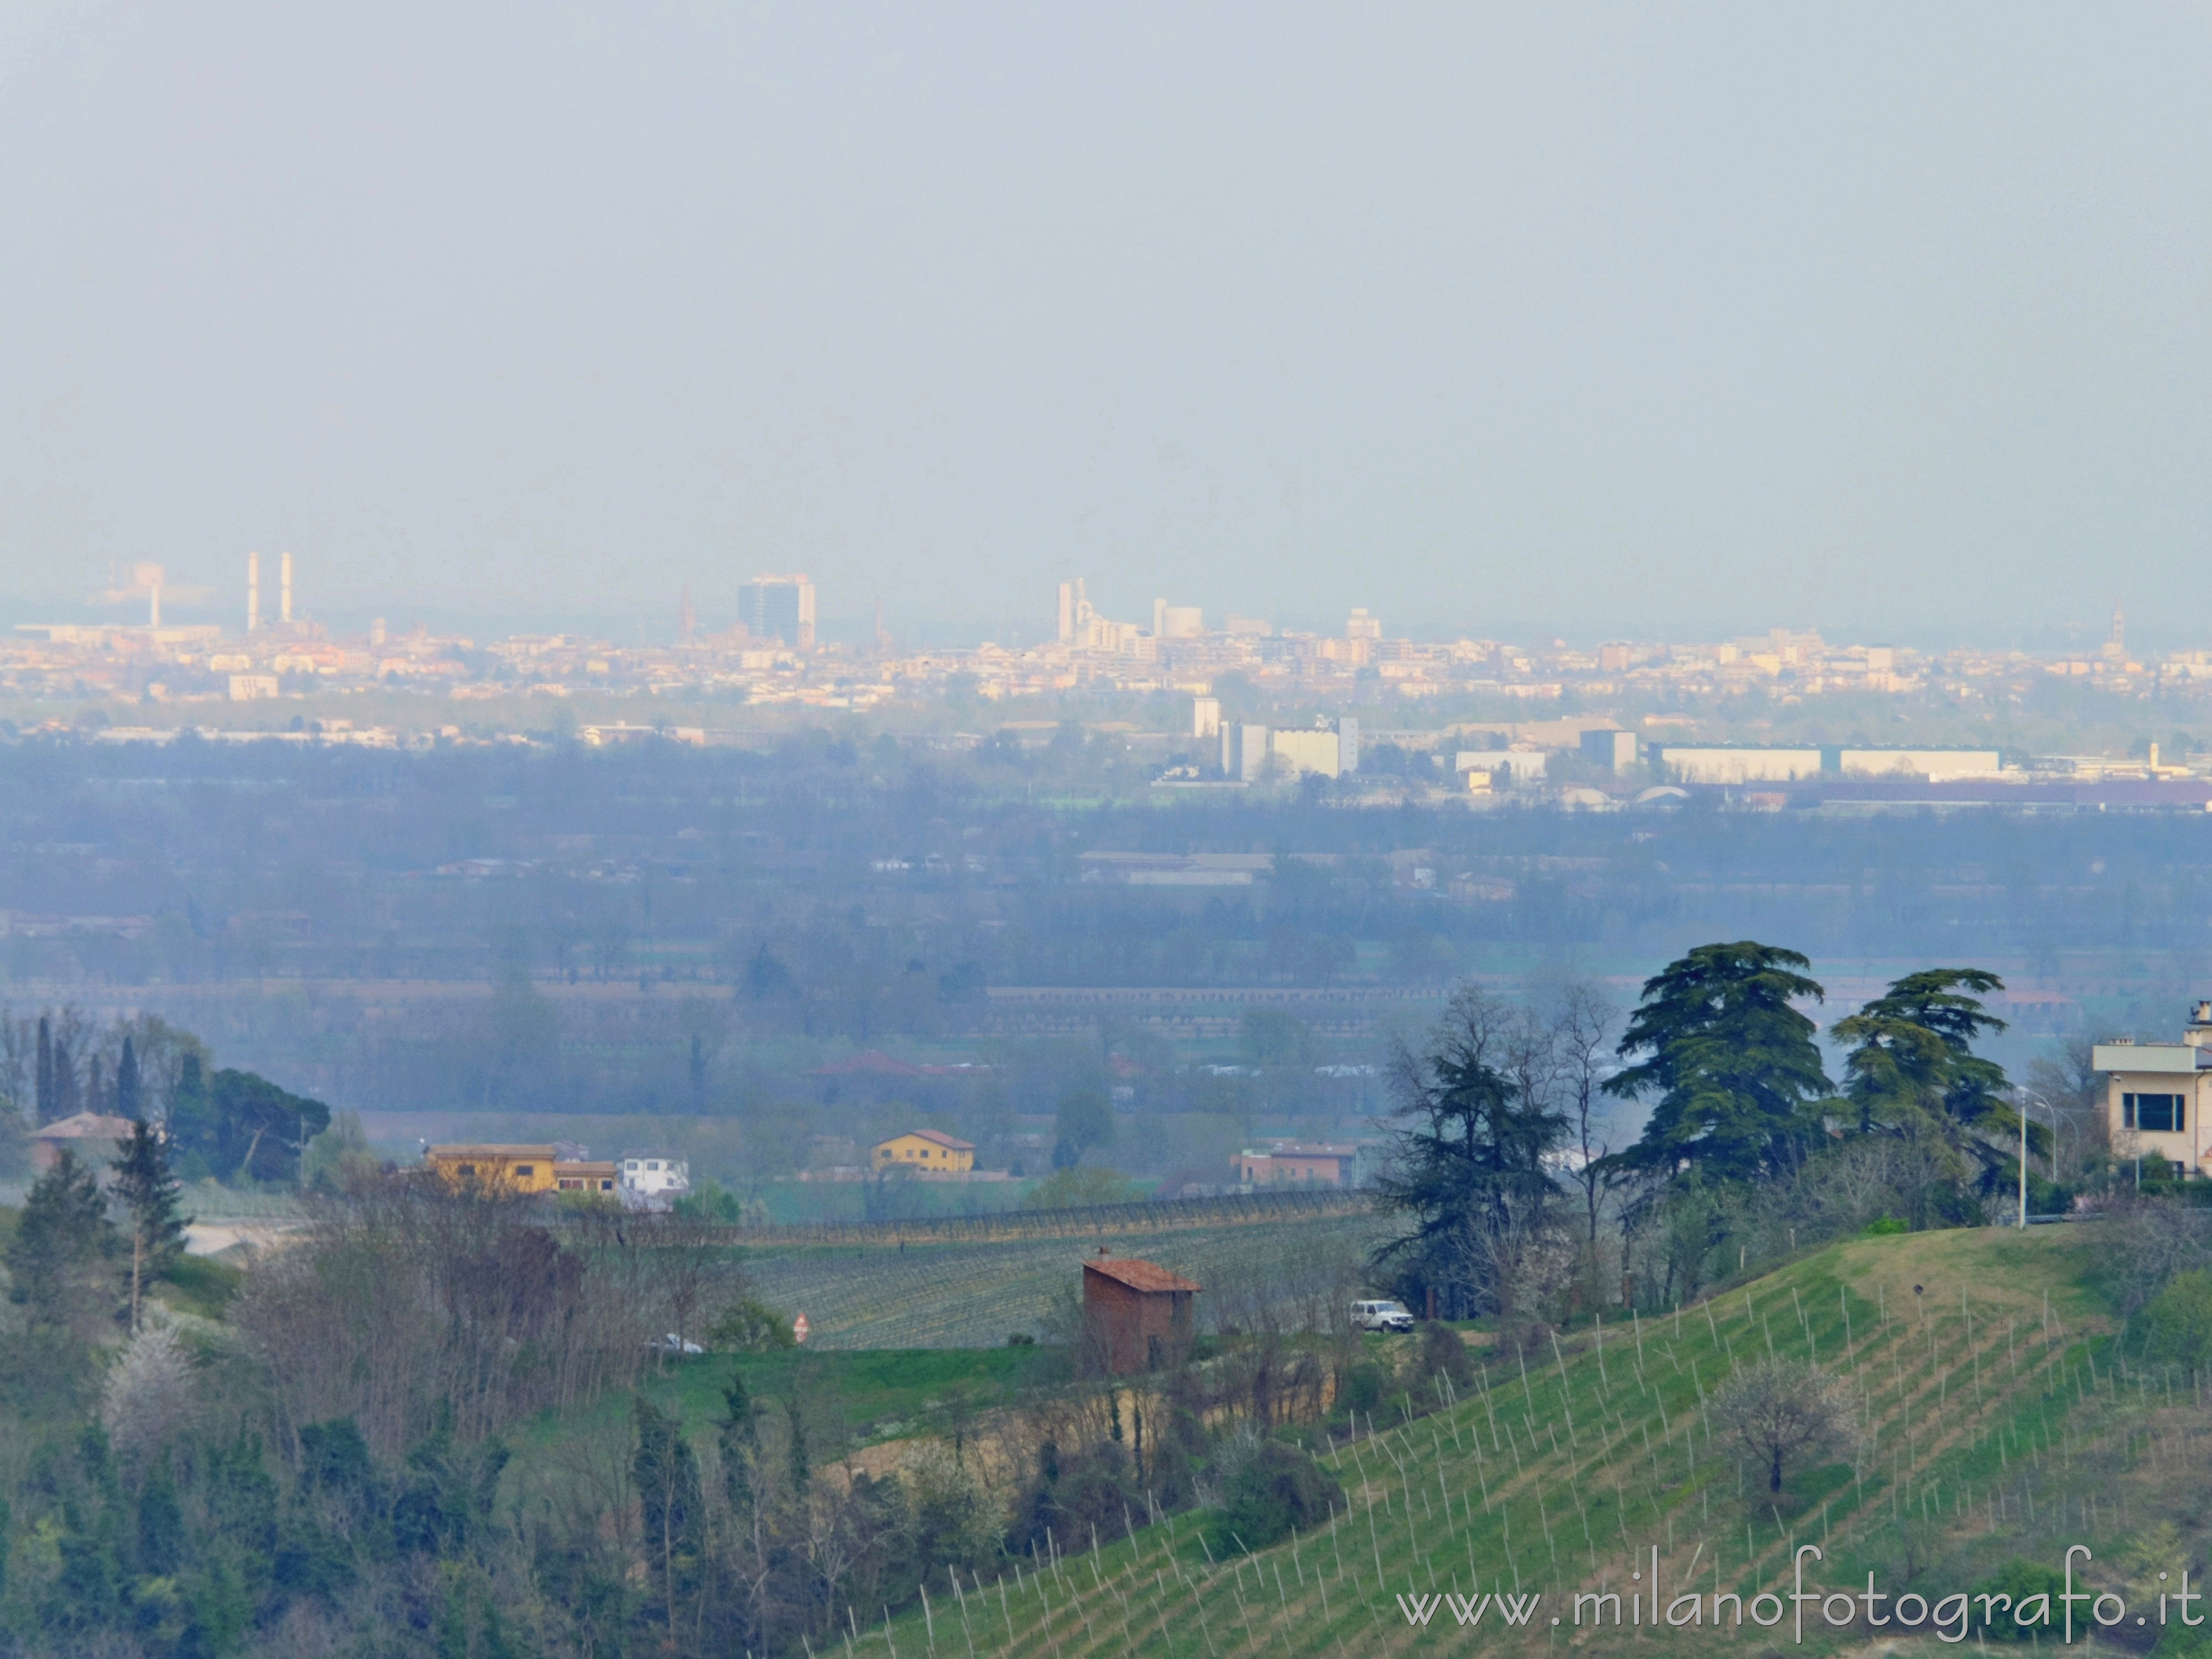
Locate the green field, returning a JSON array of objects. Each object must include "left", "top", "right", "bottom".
[
  {"left": 740, "top": 1208, "right": 1393, "bottom": 1348},
  {"left": 827, "top": 1223, "right": 2195, "bottom": 1656}
]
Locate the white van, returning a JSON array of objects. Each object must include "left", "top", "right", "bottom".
[{"left": 1350, "top": 1298, "right": 1415, "bottom": 1333}]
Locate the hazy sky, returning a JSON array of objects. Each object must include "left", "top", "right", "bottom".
[{"left": 1, "top": 3, "right": 2206, "bottom": 644}]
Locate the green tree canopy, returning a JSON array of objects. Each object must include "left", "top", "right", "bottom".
[
  {"left": 1832, "top": 967, "right": 2030, "bottom": 1173},
  {"left": 1604, "top": 941, "right": 1830, "bottom": 1182},
  {"left": 1051, "top": 1088, "right": 1115, "bottom": 1169},
  {"left": 166, "top": 1063, "right": 331, "bottom": 1184}
]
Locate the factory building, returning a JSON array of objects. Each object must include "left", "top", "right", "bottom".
[{"left": 1653, "top": 745, "right": 2002, "bottom": 785}]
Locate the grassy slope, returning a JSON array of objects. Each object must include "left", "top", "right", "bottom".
[{"left": 852, "top": 1224, "right": 2186, "bottom": 1656}]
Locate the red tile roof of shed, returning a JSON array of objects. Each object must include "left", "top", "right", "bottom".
[{"left": 1083, "top": 1257, "right": 1201, "bottom": 1294}]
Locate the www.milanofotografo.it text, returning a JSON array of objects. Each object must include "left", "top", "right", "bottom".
[{"left": 1393, "top": 1545, "right": 2201, "bottom": 1643}]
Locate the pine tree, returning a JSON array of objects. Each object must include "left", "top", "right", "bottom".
[
  {"left": 6, "top": 1149, "right": 110, "bottom": 1332},
  {"left": 1832, "top": 967, "right": 2028, "bottom": 1187},
  {"left": 1604, "top": 941, "right": 1832, "bottom": 1182},
  {"left": 114, "top": 1037, "right": 141, "bottom": 1121},
  {"left": 1370, "top": 984, "right": 1567, "bottom": 1318},
  {"left": 111, "top": 1119, "right": 190, "bottom": 1330}
]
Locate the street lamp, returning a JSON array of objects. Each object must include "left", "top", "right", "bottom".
[{"left": 2016, "top": 1092, "right": 2068, "bottom": 1229}]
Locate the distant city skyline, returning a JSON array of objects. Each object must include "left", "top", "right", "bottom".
[
  {"left": 2, "top": 6, "right": 2206, "bottom": 644},
  {"left": 0, "top": 568, "right": 2165, "bottom": 658}
]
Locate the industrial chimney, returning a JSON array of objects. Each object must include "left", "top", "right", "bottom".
[
  {"left": 280, "top": 551, "right": 293, "bottom": 625},
  {"left": 247, "top": 551, "right": 260, "bottom": 633}
]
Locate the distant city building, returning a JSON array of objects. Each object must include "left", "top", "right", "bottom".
[
  {"left": 1155, "top": 603, "right": 1203, "bottom": 639},
  {"left": 1347, "top": 608, "right": 1381, "bottom": 640},
  {"left": 1222, "top": 722, "right": 1269, "bottom": 782},
  {"left": 1191, "top": 697, "right": 1221, "bottom": 739},
  {"left": 1270, "top": 727, "right": 1341, "bottom": 779},
  {"left": 1580, "top": 729, "right": 1638, "bottom": 773},
  {"left": 740, "top": 575, "right": 816, "bottom": 648},
  {"left": 1654, "top": 746, "right": 1824, "bottom": 784}
]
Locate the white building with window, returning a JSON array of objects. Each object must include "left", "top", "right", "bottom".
[
  {"left": 2095, "top": 1004, "right": 2212, "bottom": 1177},
  {"left": 619, "top": 1152, "right": 691, "bottom": 1211}
]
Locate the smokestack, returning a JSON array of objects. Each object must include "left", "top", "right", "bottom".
[
  {"left": 247, "top": 551, "right": 260, "bottom": 633},
  {"left": 149, "top": 582, "right": 160, "bottom": 629},
  {"left": 280, "top": 551, "right": 293, "bottom": 625}
]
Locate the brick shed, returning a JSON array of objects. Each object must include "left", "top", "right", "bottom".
[{"left": 1081, "top": 1250, "right": 1201, "bottom": 1375}]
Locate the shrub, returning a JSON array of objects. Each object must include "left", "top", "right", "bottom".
[
  {"left": 707, "top": 1297, "right": 796, "bottom": 1353},
  {"left": 1862, "top": 1216, "right": 1908, "bottom": 1236},
  {"left": 1968, "top": 1558, "right": 2064, "bottom": 1640},
  {"left": 1208, "top": 1441, "right": 1343, "bottom": 1555},
  {"left": 1022, "top": 1166, "right": 1136, "bottom": 1210},
  {"left": 1335, "top": 1359, "right": 1386, "bottom": 1420},
  {"left": 2141, "top": 1269, "right": 2212, "bottom": 1372},
  {"left": 1417, "top": 1320, "right": 1474, "bottom": 1387}
]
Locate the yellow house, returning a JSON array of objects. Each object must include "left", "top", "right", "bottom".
[
  {"left": 425, "top": 1144, "right": 559, "bottom": 1192},
  {"left": 872, "top": 1129, "right": 977, "bottom": 1174}
]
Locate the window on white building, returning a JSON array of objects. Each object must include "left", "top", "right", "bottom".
[{"left": 2126, "top": 1093, "right": 2185, "bottom": 1133}]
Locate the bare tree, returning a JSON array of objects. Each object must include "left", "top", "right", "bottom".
[
  {"left": 1549, "top": 980, "right": 1619, "bottom": 1244},
  {"left": 1714, "top": 1357, "right": 1856, "bottom": 1494},
  {"left": 2024, "top": 1031, "right": 2110, "bottom": 1180}
]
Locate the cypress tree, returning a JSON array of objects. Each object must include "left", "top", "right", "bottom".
[
  {"left": 114, "top": 1036, "right": 140, "bottom": 1121},
  {"left": 632, "top": 1399, "right": 701, "bottom": 1635},
  {"left": 51, "top": 1037, "right": 78, "bottom": 1120},
  {"left": 787, "top": 1395, "right": 810, "bottom": 1494},
  {"left": 87, "top": 1055, "right": 104, "bottom": 1117},
  {"left": 719, "top": 1369, "right": 758, "bottom": 1515},
  {"left": 35, "top": 1016, "right": 51, "bottom": 1125}
]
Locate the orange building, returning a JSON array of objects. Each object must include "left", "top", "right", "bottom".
[{"left": 424, "top": 1144, "right": 557, "bottom": 1192}]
